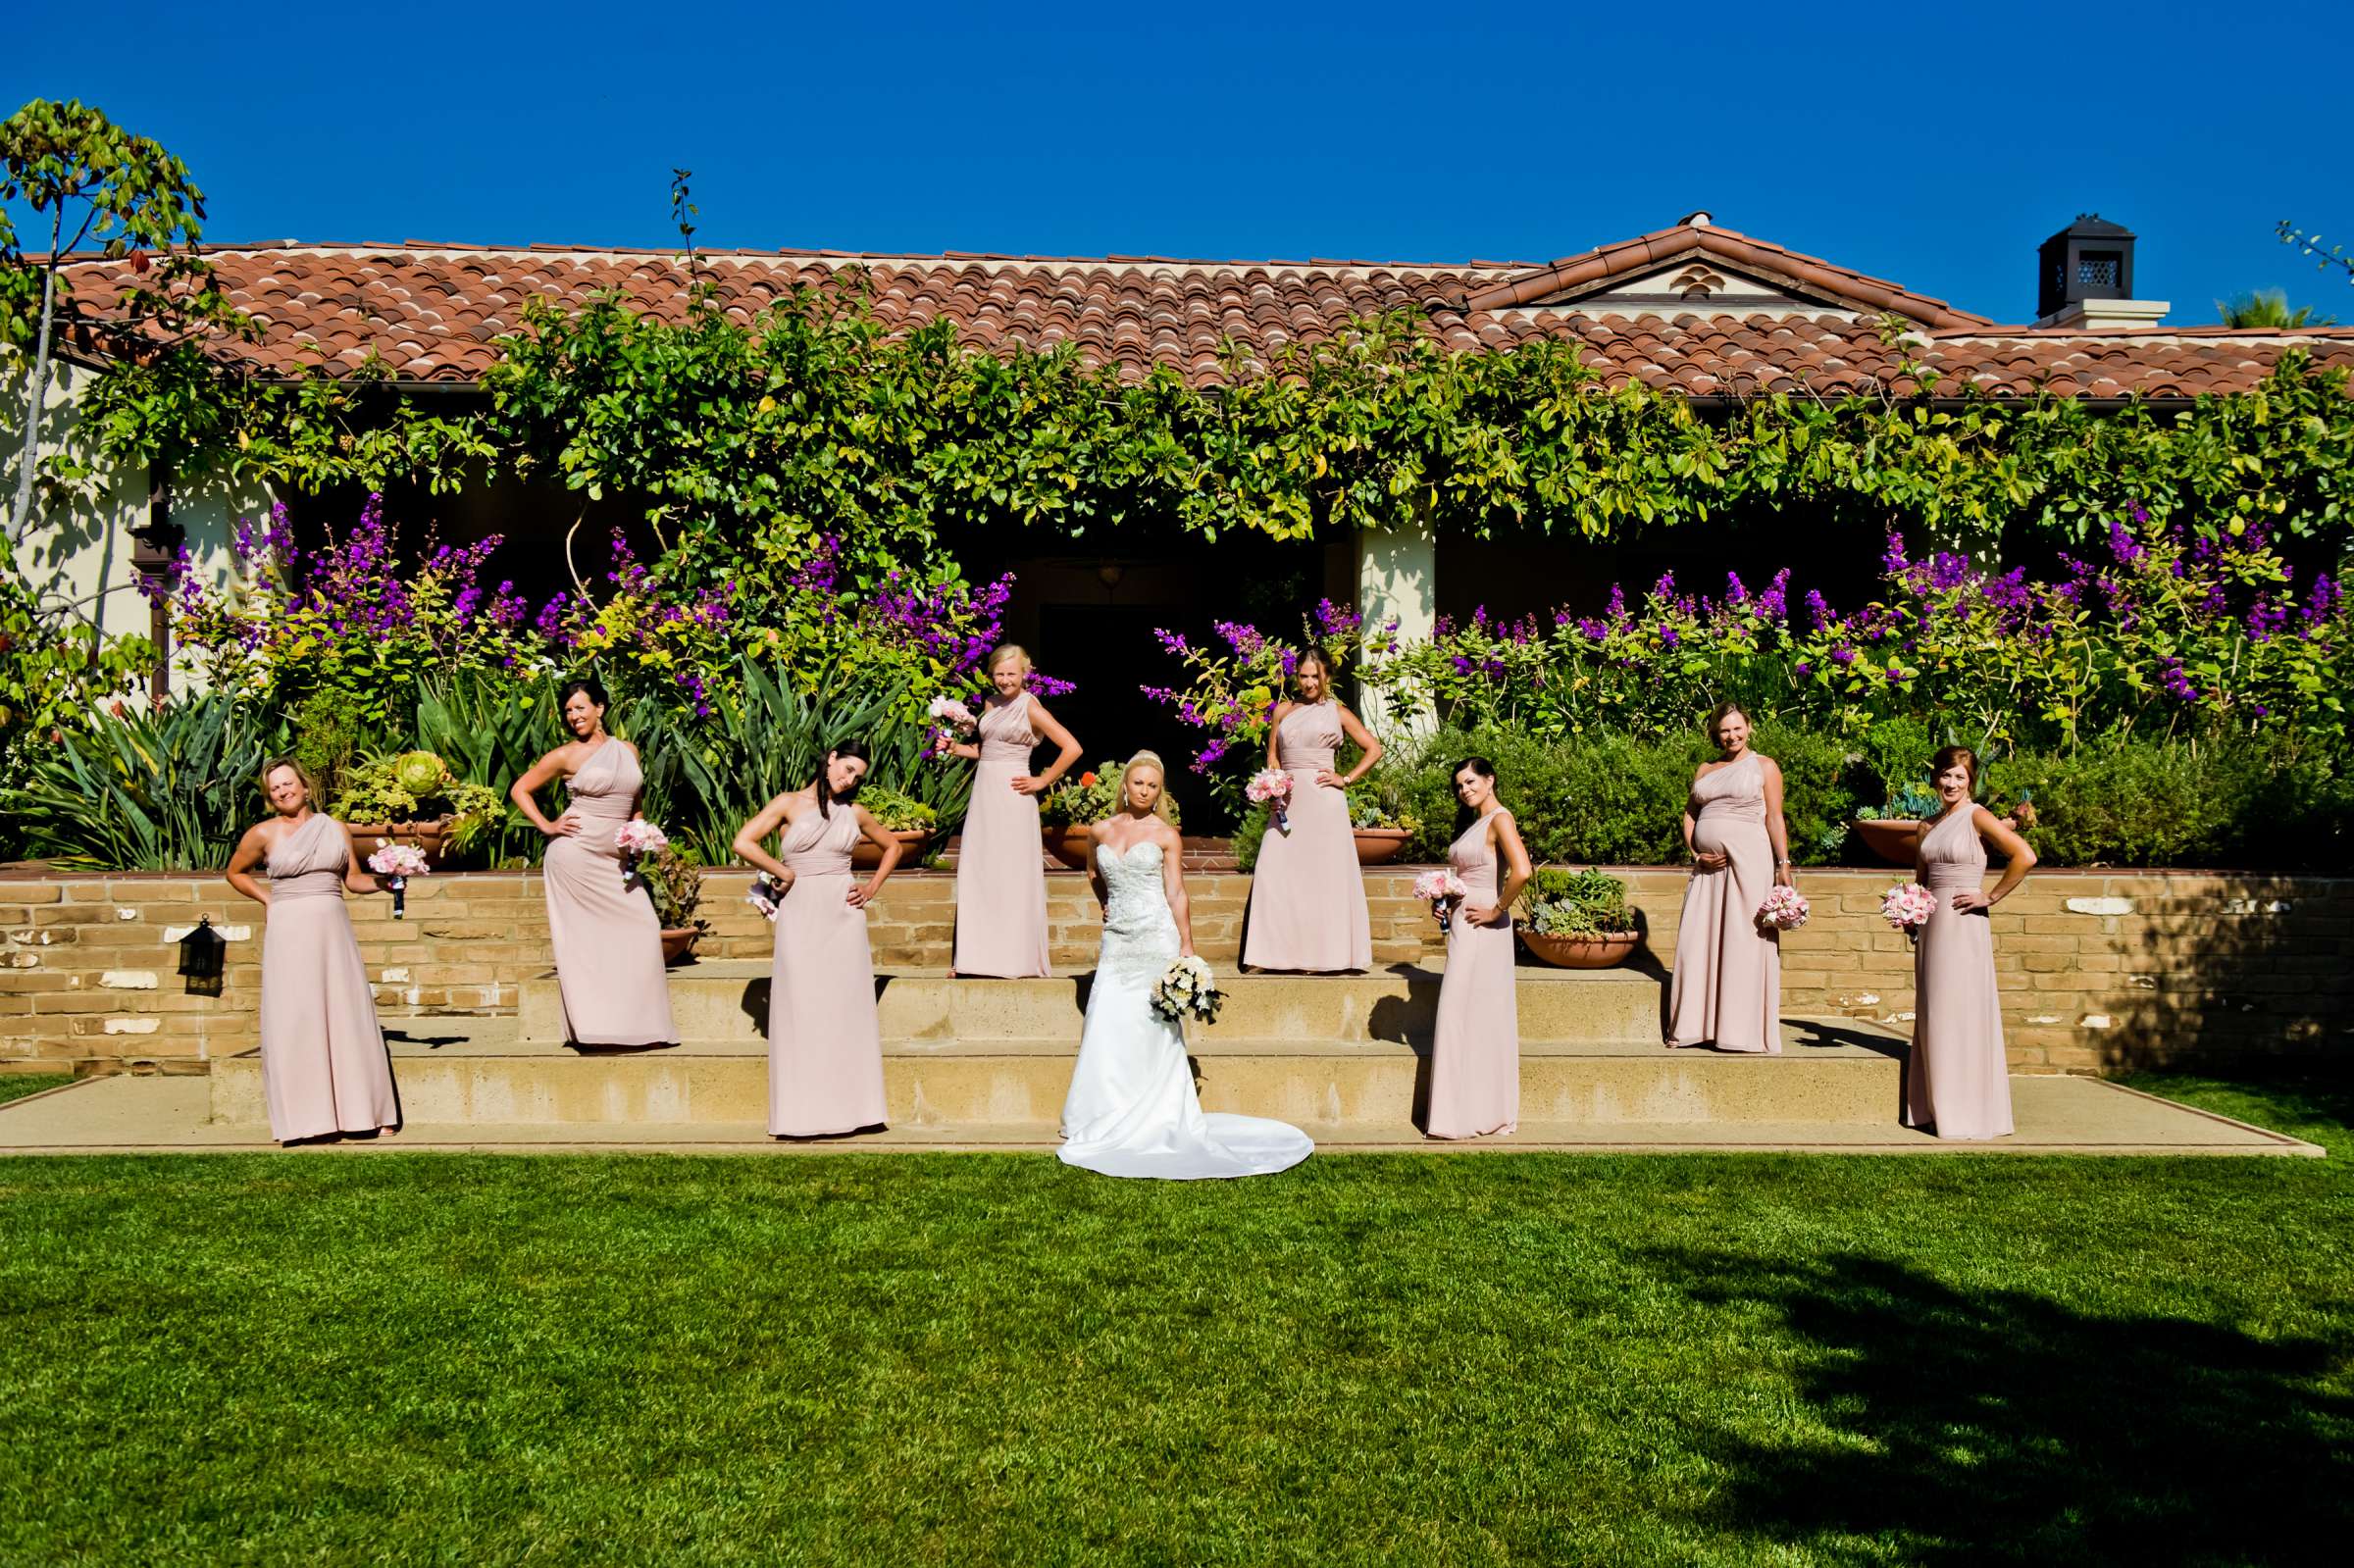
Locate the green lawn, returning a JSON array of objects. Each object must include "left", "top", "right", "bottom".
[
  {"left": 2, "top": 1077, "right": 2348, "bottom": 1566},
  {"left": 0, "top": 1075, "right": 71, "bottom": 1106}
]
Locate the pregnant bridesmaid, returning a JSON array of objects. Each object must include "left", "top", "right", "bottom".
[
  {"left": 225, "top": 758, "right": 401, "bottom": 1144},
  {"left": 1904, "top": 745, "right": 2036, "bottom": 1140},
  {"left": 1426, "top": 757, "right": 1532, "bottom": 1140},
  {"left": 733, "top": 740, "right": 907, "bottom": 1138},
  {"left": 1666, "top": 702, "right": 1795, "bottom": 1053},
  {"left": 939, "top": 644, "right": 1080, "bottom": 978},
  {"left": 509, "top": 678, "right": 678, "bottom": 1049},
  {"left": 1242, "top": 648, "right": 1379, "bottom": 973}
]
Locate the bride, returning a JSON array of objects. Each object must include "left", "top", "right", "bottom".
[{"left": 1058, "top": 752, "right": 1313, "bottom": 1180}]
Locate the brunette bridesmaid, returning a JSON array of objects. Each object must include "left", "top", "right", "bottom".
[
  {"left": 1242, "top": 648, "right": 1379, "bottom": 973},
  {"left": 733, "top": 739, "right": 907, "bottom": 1138},
  {"left": 1426, "top": 757, "right": 1533, "bottom": 1140},
  {"left": 509, "top": 678, "right": 678, "bottom": 1049},
  {"left": 1667, "top": 702, "right": 1795, "bottom": 1053},
  {"left": 938, "top": 644, "right": 1080, "bottom": 978},
  {"left": 225, "top": 758, "right": 401, "bottom": 1144},
  {"left": 1903, "top": 745, "right": 2037, "bottom": 1140}
]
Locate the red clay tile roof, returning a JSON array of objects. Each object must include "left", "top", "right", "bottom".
[{"left": 50, "top": 225, "right": 2354, "bottom": 399}]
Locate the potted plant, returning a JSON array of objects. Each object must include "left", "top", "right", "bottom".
[
  {"left": 333, "top": 749, "right": 505, "bottom": 868},
  {"left": 1347, "top": 784, "right": 1419, "bottom": 865},
  {"left": 644, "top": 845, "right": 709, "bottom": 965},
  {"left": 1854, "top": 779, "right": 1939, "bottom": 866},
  {"left": 1517, "top": 866, "right": 1640, "bottom": 969},
  {"left": 853, "top": 785, "right": 938, "bottom": 869},
  {"left": 1038, "top": 762, "right": 1179, "bottom": 869}
]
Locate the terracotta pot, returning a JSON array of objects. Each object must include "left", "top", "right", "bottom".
[
  {"left": 1853, "top": 817, "right": 1920, "bottom": 867},
  {"left": 1520, "top": 929, "right": 1640, "bottom": 969},
  {"left": 343, "top": 820, "right": 455, "bottom": 870},
  {"left": 1043, "top": 824, "right": 1094, "bottom": 870},
  {"left": 659, "top": 927, "right": 702, "bottom": 966},
  {"left": 1353, "top": 828, "right": 1411, "bottom": 865},
  {"left": 852, "top": 829, "right": 931, "bottom": 870}
]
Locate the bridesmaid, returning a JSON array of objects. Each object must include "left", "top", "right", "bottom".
[
  {"left": 1666, "top": 702, "right": 1795, "bottom": 1053},
  {"left": 225, "top": 758, "right": 401, "bottom": 1144},
  {"left": 938, "top": 644, "right": 1080, "bottom": 978},
  {"left": 1904, "top": 745, "right": 2037, "bottom": 1140},
  {"left": 509, "top": 678, "right": 678, "bottom": 1049},
  {"left": 1426, "top": 757, "right": 1533, "bottom": 1140},
  {"left": 732, "top": 739, "right": 907, "bottom": 1138},
  {"left": 1242, "top": 648, "right": 1380, "bottom": 973}
]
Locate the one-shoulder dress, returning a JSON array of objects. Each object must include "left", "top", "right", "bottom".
[
  {"left": 1904, "top": 806, "right": 2014, "bottom": 1139},
  {"left": 1425, "top": 812, "right": 1519, "bottom": 1139},
  {"left": 541, "top": 740, "right": 678, "bottom": 1048},
  {"left": 258, "top": 812, "right": 400, "bottom": 1142},
  {"left": 1666, "top": 751, "right": 1781, "bottom": 1053},
  {"left": 768, "top": 805, "right": 888, "bottom": 1137}
]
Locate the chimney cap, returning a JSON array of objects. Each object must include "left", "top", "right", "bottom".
[{"left": 2052, "top": 212, "right": 2135, "bottom": 239}]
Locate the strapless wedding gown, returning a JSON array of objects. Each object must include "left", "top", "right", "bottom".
[{"left": 1058, "top": 839, "right": 1313, "bottom": 1180}]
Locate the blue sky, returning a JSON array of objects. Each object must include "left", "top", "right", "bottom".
[{"left": 9, "top": 1, "right": 2352, "bottom": 325}]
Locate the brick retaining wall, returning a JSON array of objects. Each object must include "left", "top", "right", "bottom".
[{"left": 3, "top": 866, "right": 2344, "bottom": 1077}]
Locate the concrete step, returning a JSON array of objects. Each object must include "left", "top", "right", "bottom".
[
  {"left": 516, "top": 963, "right": 1665, "bottom": 1048},
  {"left": 211, "top": 1018, "right": 1906, "bottom": 1130}
]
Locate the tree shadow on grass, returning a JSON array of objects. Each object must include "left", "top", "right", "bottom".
[{"left": 1640, "top": 1245, "right": 2354, "bottom": 1564}]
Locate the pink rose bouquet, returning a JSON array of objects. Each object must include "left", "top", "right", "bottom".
[
  {"left": 1757, "top": 885, "right": 1811, "bottom": 931},
  {"left": 1881, "top": 882, "right": 1937, "bottom": 932},
  {"left": 1412, "top": 867, "right": 1469, "bottom": 932},
  {"left": 1246, "top": 768, "right": 1294, "bottom": 833},
  {"left": 366, "top": 840, "right": 431, "bottom": 919}
]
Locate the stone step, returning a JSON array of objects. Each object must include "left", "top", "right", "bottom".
[
  {"left": 211, "top": 1018, "right": 1904, "bottom": 1130},
  {"left": 516, "top": 964, "right": 1665, "bottom": 1048}
]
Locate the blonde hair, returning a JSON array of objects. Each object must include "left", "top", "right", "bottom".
[
  {"left": 1119, "top": 750, "right": 1180, "bottom": 824},
  {"left": 987, "top": 643, "right": 1031, "bottom": 674},
  {"left": 259, "top": 755, "right": 321, "bottom": 806}
]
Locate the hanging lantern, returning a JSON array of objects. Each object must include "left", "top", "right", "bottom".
[{"left": 177, "top": 918, "right": 227, "bottom": 984}]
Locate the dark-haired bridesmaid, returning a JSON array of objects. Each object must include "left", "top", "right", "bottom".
[
  {"left": 510, "top": 677, "right": 678, "bottom": 1049},
  {"left": 733, "top": 740, "right": 907, "bottom": 1138},
  {"left": 225, "top": 757, "right": 401, "bottom": 1144},
  {"left": 1667, "top": 702, "right": 1794, "bottom": 1053},
  {"left": 1426, "top": 757, "right": 1532, "bottom": 1140},
  {"left": 1904, "top": 744, "right": 2037, "bottom": 1140},
  {"left": 1242, "top": 647, "right": 1379, "bottom": 973}
]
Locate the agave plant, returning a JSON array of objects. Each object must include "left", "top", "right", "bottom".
[{"left": 0, "top": 693, "right": 285, "bottom": 870}]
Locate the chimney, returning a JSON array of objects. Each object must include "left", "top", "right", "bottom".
[{"left": 2034, "top": 214, "right": 2168, "bottom": 329}]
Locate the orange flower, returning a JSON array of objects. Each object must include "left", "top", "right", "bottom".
[{"left": 1079, "top": 771, "right": 1098, "bottom": 786}]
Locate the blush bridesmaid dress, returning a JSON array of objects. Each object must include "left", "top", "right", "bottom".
[
  {"left": 953, "top": 691, "right": 1051, "bottom": 978},
  {"left": 1666, "top": 751, "right": 1781, "bottom": 1053},
  {"left": 258, "top": 812, "right": 400, "bottom": 1143},
  {"left": 768, "top": 804, "right": 888, "bottom": 1137},
  {"left": 541, "top": 740, "right": 678, "bottom": 1048},
  {"left": 1241, "top": 699, "right": 1372, "bottom": 973},
  {"left": 1425, "top": 812, "right": 1519, "bottom": 1139},
  {"left": 1904, "top": 806, "right": 2014, "bottom": 1139}
]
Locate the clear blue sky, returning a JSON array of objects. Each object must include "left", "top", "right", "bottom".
[{"left": 9, "top": 1, "right": 2352, "bottom": 325}]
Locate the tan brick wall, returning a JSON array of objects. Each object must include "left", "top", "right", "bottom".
[{"left": 4, "top": 866, "right": 2345, "bottom": 1077}]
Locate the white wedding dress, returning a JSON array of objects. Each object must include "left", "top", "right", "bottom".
[{"left": 1058, "top": 839, "right": 1314, "bottom": 1180}]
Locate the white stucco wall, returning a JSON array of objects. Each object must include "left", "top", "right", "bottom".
[{"left": 1355, "top": 523, "right": 1437, "bottom": 740}]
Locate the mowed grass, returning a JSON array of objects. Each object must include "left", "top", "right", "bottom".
[
  {"left": 0, "top": 1075, "right": 71, "bottom": 1106},
  {"left": 2, "top": 1079, "right": 2349, "bottom": 1566}
]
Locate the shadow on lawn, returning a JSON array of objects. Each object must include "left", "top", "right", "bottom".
[{"left": 1644, "top": 1245, "right": 2354, "bottom": 1564}]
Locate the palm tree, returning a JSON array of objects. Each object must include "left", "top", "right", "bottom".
[{"left": 2215, "top": 289, "right": 2337, "bottom": 328}]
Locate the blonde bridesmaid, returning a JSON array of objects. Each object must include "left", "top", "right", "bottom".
[
  {"left": 1426, "top": 757, "right": 1532, "bottom": 1140},
  {"left": 509, "top": 678, "right": 678, "bottom": 1048},
  {"left": 733, "top": 739, "right": 906, "bottom": 1138},
  {"left": 938, "top": 644, "right": 1079, "bottom": 978},
  {"left": 225, "top": 758, "right": 401, "bottom": 1144},
  {"left": 1902, "top": 745, "right": 2036, "bottom": 1140},
  {"left": 1667, "top": 702, "right": 1794, "bottom": 1053},
  {"left": 1242, "top": 648, "right": 1379, "bottom": 973}
]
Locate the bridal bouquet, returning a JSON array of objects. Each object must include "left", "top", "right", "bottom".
[
  {"left": 927, "top": 694, "right": 978, "bottom": 758},
  {"left": 1412, "top": 868, "right": 1468, "bottom": 933},
  {"left": 366, "top": 841, "right": 431, "bottom": 920},
  {"left": 1756, "top": 885, "right": 1811, "bottom": 931},
  {"left": 1881, "top": 882, "right": 1936, "bottom": 932},
  {"left": 1245, "top": 768, "right": 1294, "bottom": 833},
  {"left": 747, "top": 871, "right": 789, "bottom": 923},
  {"left": 1150, "top": 954, "right": 1225, "bottom": 1025},
  {"left": 615, "top": 820, "right": 669, "bottom": 891}
]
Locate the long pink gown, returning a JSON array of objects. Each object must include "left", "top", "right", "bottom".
[
  {"left": 768, "top": 805, "right": 888, "bottom": 1137},
  {"left": 1666, "top": 751, "right": 1781, "bottom": 1052},
  {"left": 1904, "top": 806, "right": 2015, "bottom": 1139},
  {"left": 541, "top": 740, "right": 678, "bottom": 1047},
  {"left": 1426, "top": 812, "right": 1519, "bottom": 1139},
  {"left": 1242, "top": 699, "right": 1372, "bottom": 973},
  {"left": 257, "top": 812, "right": 400, "bottom": 1143},
  {"left": 954, "top": 692, "right": 1051, "bottom": 978}
]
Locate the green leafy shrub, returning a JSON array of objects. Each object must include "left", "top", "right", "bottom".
[
  {"left": 858, "top": 786, "right": 938, "bottom": 834},
  {"left": 1989, "top": 737, "right": 2354, "bottom": 868},
  {"left": 0, "top": 692, "right": 283, "bottom": 870},
  {"left": 332, "top": 750, "right": 504, "bottom": 852},
  {"left": 1519, "top": 867, "right": 1635, "bottom": 937}
]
